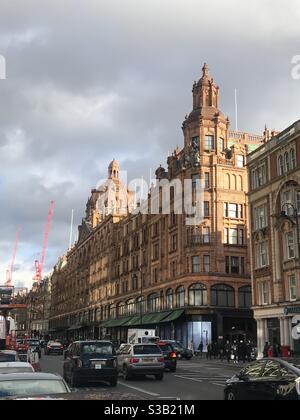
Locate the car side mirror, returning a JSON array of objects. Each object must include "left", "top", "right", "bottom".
[{"left": 237, "top": 373, "right": 249, "bottom": 382}]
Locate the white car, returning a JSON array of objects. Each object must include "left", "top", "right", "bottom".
[{"left": 0, "top": 362, "right": 35, "bottom": 374}]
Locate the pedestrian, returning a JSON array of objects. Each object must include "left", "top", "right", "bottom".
[
  {"left": 206, "top": 343, "right": 212, "bottom": 360},
  {"left": 232, "top": 341, "right": 238, "bottom": 364},
  {"left": 224, "top": 341, "right": 231, "bottom": 363},
  {"left": 188, "top": 340, "right": 195, "bottom": 356},
  {"left": 198, "top": 342, "right": 204, "bottom": 358},
  {"left": 263, "top": 342, "right": 270, "bottom": 358}
]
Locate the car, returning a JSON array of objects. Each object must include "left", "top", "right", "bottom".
[
  {"left": 224, "top": 358, "right": 300, "bottom": 400},
  {"left": 63, "top": 340, "right": 118, "bottom": 387},
  {"left": 45, "top": 341, "right": 64, "bottom": 356},
  {"left": 159, "top": 340, "right": 193, "bottom": 360},
  {"left": 0, "top": 362, "right": 35, "bottom": 374},
  {"left": 117, "top": 343, "right": 164, "bottom": 380},
  {"left": 0, "top": 373, "right": 71, "bottom": 399},
  {"left": 0, "top": 350, "right": 20, "bottom": 363},
  {"left": 156, "top": 341, "right": 177, "bottom": 372}
]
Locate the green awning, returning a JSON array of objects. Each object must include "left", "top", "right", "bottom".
[
  {"left": 102, "top": 317, "right": 132, "bottom": 328},
  {"left": 122, "top": 316, "right": 141, "bottom": 327},
  {"left": 160, "top": 309, "right": 185, "bottom": 323},
  {"left": 122, "top": 311, "right": 173, "bottom": 327}
]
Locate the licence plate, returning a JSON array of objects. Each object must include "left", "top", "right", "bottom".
[
  {"left": 95, "top": 364, "right": 102, "bottom": 369},
  {"left": 143, "top": 358, "right": 154, "bottom": 363}
]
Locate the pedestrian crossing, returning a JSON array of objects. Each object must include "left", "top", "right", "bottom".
[{"left": 175, "top": 361, "right": 236, "bottom": 388}]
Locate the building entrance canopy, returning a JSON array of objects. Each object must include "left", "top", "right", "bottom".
[{"left": 101, "top": 309, "right": 184, "bottom": 328}]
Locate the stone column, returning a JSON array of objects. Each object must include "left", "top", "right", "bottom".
[
  {"left": 256, "top": 319, "right": 264, "bottom": 358},
  {"left": 284, "top": 317, "right": 291, "bottom": 347},
  {"left": 280, "top": 318, "right": 285, "bottom": 346}
]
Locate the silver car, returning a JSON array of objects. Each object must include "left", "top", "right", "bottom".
[{"left": 117, "top": 344, "right": 164, "bottom": 380}]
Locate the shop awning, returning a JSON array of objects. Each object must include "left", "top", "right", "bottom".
[
  {"left": 122, "top": 311, "right": 173, "bottom": 327},
  {"left": 68, "top": 325, "right": 82, "bottom": 331},
  {"left": 160, "top": 309, "right": 185, "bottom": 323},
  {"left": 102, "top": 317, "right": 132, "bottom": 328}
]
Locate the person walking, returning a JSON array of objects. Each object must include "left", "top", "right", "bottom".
[
  {"left": 198, "top": 342, "right": 204, "bottom": 358},
  {"left": 224, "top": 341, "right": 231, "bottom": 363},
  {"left": 206, "top": 343, "right": 212, "bottom": 360}
]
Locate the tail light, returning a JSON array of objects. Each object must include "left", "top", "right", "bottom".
[
  {"left": 60, "top": 345, "right": 64, "bottom": 349},
  {"left": 158, "top": 357, "right": 165, "bottom": 363},
  {"left": 170, "top": 352, "right": 177, "bottom": 359},
  {"left": 129, "top": 358, "right": 140, "bottom": 364},
  {"left": 296, "top": 378, "right": 300, "bottom": 396}
]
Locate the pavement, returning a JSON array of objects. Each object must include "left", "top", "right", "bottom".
[{"left": 40, "top": 354, "right": 244, "bottom": 400}]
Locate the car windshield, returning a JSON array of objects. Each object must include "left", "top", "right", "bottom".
[
  {"left": 133, "top": 345, "right": 161, "bottom": 355},
  {"left": 82, "top": 343, "right": 114, "bottom": 356},
  {"left": 0, "top": 354, "right": 16, "bottom": 362},
  {"left": 0, "top": 379, "right": 67, "bottom": 397},
  {"left": 173, "top": 342, "right": 184, "bottom": 351},
  {"left": 158, "top": 344, "right": 173, "bottom": 352}
]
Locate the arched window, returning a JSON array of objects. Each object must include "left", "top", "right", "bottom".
[
  {"left": 126, "top": 299, "right": 135, "bottom": 316},
  {"left": 147, "top": 293, "right": 159, "bottom": 313},
  {"left": 211, "top": 284, "right": 235, "bottom": 307},
  {"left": 136, "top": 296, "right": 146, "bottom": 314},
  {"left": 117, "top": 302, "right": 125, "bottom": 317},
  {"left": 176, "top": 286, "right": 185, "bottom": 308},
  {"left": 290, "top": 149, "right": 296, "bottom": 170},
  {"left": 166, "top": 289, "right": 174, "bottom": 310},
  {"left": 238, "top": 286, "right": 252, "bottom": 308},
  {"left": 189, "top": 283, "right": 208, "bottom": 306},
  {"left": 232, "top": 174, "right": 237, "bottom": 191},
  {"left": 278, "top": 155, "right": 284, "bottom": 175},
  {"left": 284, "top": 152, "right": 290, "bottom": 173}
]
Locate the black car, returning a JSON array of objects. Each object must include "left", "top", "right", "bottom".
[
  {"left": 224, "top": 358, "right": 300, "bottom": 400},
  {"left": 157, "top": 341, "right": 177, "bottom": 372},
  {"left": 161, "top": 340, "right": 193, "bottom": 360},
  {"left": 63, "top": 341, "right": 118, "bottom": 387}
]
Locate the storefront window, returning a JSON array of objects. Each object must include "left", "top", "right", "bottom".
[{"left": 148, "top": 294, "right": 159, "bottom": 313}]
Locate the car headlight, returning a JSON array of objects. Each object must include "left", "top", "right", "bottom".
[{"left": 296, "top": 378, "right": 300, "bottom": 396}]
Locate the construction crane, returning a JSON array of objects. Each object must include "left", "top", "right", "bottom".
[
  {"left": 33, "top": 201, "right": 55, "bottom": 284},
  {"left": 5, "top": 226, "right": 22, "bottom": 287}
]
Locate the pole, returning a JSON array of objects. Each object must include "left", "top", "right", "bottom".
[
  {"left": 235, "top": 88, "right": 238, "bottom": 132},
  {"left": 69, "top": 209, "right": 74, "bottom": 250},
  {"left": 140, "top": 268, "right": 143, "bottom": 326}
]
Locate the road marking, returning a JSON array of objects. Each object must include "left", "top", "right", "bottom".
[
  {"left": 212, "top": 383, "right": 226, "bottom": 387},
  {"left": 174, "top": 375, "right": 203, "bottom": 383},
  {"left": 118, "top": 381, "right": 160, "bottom": 397}
]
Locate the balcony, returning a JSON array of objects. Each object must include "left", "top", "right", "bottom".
[{"left": 187, "top": 235, "right": 211, "bottom": 247}]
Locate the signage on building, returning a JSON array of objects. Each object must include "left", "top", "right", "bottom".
[{"left": 284, "top": 307, "right": 300, "bottom": 315}]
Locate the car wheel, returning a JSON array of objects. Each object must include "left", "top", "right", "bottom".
[
  {"left": 110, "top": 379, "right": 118, "bottom": 387},
  {"left": 123, "top": 366, "right": 132, "bottom": 381},
  {"left": 225, "top": 390, "right": 237, "bottom": 401},
  {"left": 155, "top": 373, "right": 164, "bottom": 381}
]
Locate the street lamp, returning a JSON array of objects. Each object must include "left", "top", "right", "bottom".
[{"left": 279, "top": 203, "right": 300, "bottom": 262}]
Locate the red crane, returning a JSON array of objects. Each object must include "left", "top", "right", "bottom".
[
  {"left": 33, "top": 201, "right": 55, "bottom": 283},
  {"left": 5, "top": 226, "right": 22, "bottom": 287}
]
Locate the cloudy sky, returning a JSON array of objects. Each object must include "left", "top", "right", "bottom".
[{"left": 0, "top": 0, "right": 300, "bottom": 290}]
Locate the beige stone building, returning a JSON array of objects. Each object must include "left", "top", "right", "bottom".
[
  {"left": 49, "top": 65, "right": 263, "bottom": 349},
  {"left": 248, "top": 120, "right": 300, "bottom": 357}
]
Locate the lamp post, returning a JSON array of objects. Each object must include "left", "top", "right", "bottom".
[
  {"left": 279, "top": 203, "right": 300, "bottom": 263},
  {"left": 139, "top": 267, "right": 143, "bottom": 327}
]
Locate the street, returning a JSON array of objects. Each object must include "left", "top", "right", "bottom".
[{"left": 40, "top": 355, "right": 242, "bottom": 400}]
